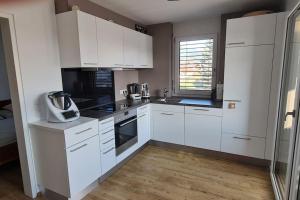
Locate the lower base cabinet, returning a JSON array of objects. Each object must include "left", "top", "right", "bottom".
[
  {"left": 152, "top": 110, "right": 184, "bottom": 145},
  {"left": 221, "top": 133, "right": 266, "bottom": 159},
  {"left": 100, "top": 146, "right": 116, "bottom": 175},
  {"left": 185, "top": 114, "right": 222, "bottom": 151}
]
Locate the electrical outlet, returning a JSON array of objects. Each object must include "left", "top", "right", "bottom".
[{"left": 120, "top": 89, "right": 128, "bottom": 96}]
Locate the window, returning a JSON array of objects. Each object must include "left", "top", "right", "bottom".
[{"left": 174, "top": 35, "right": 217, "bottom": 96}]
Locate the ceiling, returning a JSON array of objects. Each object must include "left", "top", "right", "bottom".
[{"left": 90, "top": 0, "right": 281, "bottom": 25}]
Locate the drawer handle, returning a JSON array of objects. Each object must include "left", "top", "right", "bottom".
[
  {"left": 227, "top": 42, "right": 245, "bottom": 45},
  {"left": 138, "top": 114, "right": 147, "bottom": 118},
  {"left": 83, "top": 63, "right": 98, "bottom": 65},
  {"left": 100, "top": 119, "right": 114, "bottom": 125},
  {"left": 70, "top": 144, "right": 88, "bottom": 152},
  {"left": 224, "top": 100, "right": 241, "bottom": 103},
  {"left": 193, "top": 109, "right": 209, "bottom": 111},
  {"left": 103, "top": 138, "right": 115, "bottom": 145},
  {"left": 102, "top": 129, "right": 114, "bottom": 135},
  {"left": 75, "top": 128, "right": 92, "bottom": 135},
  {"left": 233, "top": 136, "right": 251, "bottom": 141},
  {"left": 161, "top": 113, "right": 174, "bottom": 116},
  {"left": 103, "top": 147, "right": 114, "bottom": 155}
]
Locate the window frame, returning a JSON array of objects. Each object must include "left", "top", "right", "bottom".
[{"left": 173, "top": 34, "right": 218, "bottom": 97}]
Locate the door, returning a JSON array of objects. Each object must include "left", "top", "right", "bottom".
[
  {"left": 123, "top": 28, "right": 139, "bottom": 68},
  {"left": 97, "top": 18, "right": 123, "bottom": 68},
  {"left": 77, "top": 11, "right": 98, "bottom": 67},
  {"left": 226, "top": 14, "right": 276, "bottom": 47},
  {"left": 271, "top": 9, "right": 300, "bottom": 200},
  {"left": 185, "top": 114, "right": 222, "bottom": 151},
  {"left": 138, "top": 112, "right": 151, "bottom": 146},
  {"left": 223, "top": 45, "right": 273, "bottom": 137},
  {"left": 152, "top": 111, "right": 184, "bottom": 145}
]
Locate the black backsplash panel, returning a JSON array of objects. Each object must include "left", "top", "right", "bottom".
[{"left": 61, "top": 68, "right": 115, "bottom": 109}]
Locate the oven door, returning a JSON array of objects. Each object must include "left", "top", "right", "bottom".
[{"left": 115, "top": 116, "right": 138, "bottom": 156}]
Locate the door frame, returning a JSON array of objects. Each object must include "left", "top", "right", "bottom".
[
  {"left": 0, "top": 12, "right": 38, "bottom": 198},
  {"left": 270, "top": 3, "right": 300, "bottom": 200}
]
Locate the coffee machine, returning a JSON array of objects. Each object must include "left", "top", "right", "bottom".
[
  {"left": 127, "top": 83, "right": 142, "bottom": 100},
  {"left": 141, "top": 83, "right": 150, "bottom": 99}
]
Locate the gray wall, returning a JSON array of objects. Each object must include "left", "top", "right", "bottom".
[
  {"left": 139, "top": 23, "right": 173, "bottom": 97},
  {"left": 285, "top": 0, "right": 299, "bottom": 10},
  {"left": 0, "top": 27, "right": 10, "bottom": 101}
]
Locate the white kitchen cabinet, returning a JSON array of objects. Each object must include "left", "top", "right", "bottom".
[
  {"left": 97, "top": 18, "right": 124, "bottom": 68},
  {"left": 57, "top": 10, "right": 99, "bottom": 68},
  {"left": 226, "top": 13, "right": 276, "bottom": 47},
  {"left": 31, "top": 117, "right": 100, "bottom": 198},
  {"left": 98, "top": 117, "right": 116, "bottom": 175},
  {"left": 223, "top": 45, "right": 273, "bottom": 138},
  {"left": 185, "top": 113, "right": 222, "bottom": 151},
  {"left": 123, "top": 27, "right": 139, "bottom": 68},
  {"left": 66, "top": 135, "right": 101, "bottom": 195},
  {"left": 152, "top": 110, "right": 184, "bottom": 145},
  {"left": 221, "top": 133, "right": 266, "bottom": 159},
  {"left": 138, "top": 105, "right": 151, "bottom": 146},
  {"left": 138, "top": 32, "right": 153, "bottom": 68}
]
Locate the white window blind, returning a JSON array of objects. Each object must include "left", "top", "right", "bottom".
[{"left": 179, "top": 38, "right": 214, "bottom": 91}]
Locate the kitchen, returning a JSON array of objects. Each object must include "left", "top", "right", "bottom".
[{"left": 0, "top": 0, "right": 299, "bottom": 200}]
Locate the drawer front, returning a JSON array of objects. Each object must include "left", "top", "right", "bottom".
[
  {"left": 185, "top": 106, "right": 223, "bottom": 116},
  {"left": 101, "top": 146, "right": 116, "bottom": 175},
  {"left": 100, "top": 134, "right": 115, "bottom": 151},
  {"left": 151, "top": 104, "right": 184, "bottom": 113},
  {"left": 99, "top": 117, "right": 114, "bottom": 132},
  {"left": 66, "top": 135, "right": 101, "bottom": 196},
  {"left": 65, "top": 120, "right": 98, "bottom": 148},
  {"left": 221, "top": 133, "right": 265, "bottom": 159},
  {"left": 137, "top": 105, "right": 150, "bottom": 116},
  {"left": 99, "top": 128, "right": 114, "bottom": 140}
]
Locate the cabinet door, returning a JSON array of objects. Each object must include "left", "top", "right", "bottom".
[
  {"left": 138, "top": 33, "right": 153, "bottom": 68},
  {"left": 123, "top": 28, "right": 139, "bottom": 68},
  {"left": 185, "top": 114, "right": 222, "bottom": 151},
  {"left": 226, "top": 14, "right": 276, "bottom": 47},
  {"left": 152, "top": 111, "right": 184, "bottom": 145},
  {"left": 223, "top": 45, "right": 273, "bottom": 137},
  {"left": 138, "top": 113, "right": 151, "bottom": 146},
  {"left": 97, "top": 18, "right": 123, "bottom": 68},
  {"left": 66, "top": 135, "right": 101, "bottom": 196},
  {"left": 77, "top": 11, "right": 98, "bottom": 67}
]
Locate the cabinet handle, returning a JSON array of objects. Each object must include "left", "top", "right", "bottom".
[
  {"left": 102, "top": 129, "right": 114, "bottom": 135},
  {"left": 233, "top": 136, "right": 251, "bottom": 141},
  {"left": 138, "top": 114, "right": 147, "bottom": 118},
  {"left": 140, "top": 65, "right": 148, "bottom": 67},
  {"left": 114, "top": 64, "right": 123, "bottom": 66},
  {"left": 102, "top": 138, "right": 115, "bottom": 145},
  {"left": 125, "top": 64, "right": 134, "bottom": 67},
  {"left": 70, "top": 144, "right": 88, "bottom": 152},
  {"left": 224, "top": 100, "right": 241, "bottom": 103},
  {"left": 75, "top": 128, "right": 92, "bottom": 135},
  {"left": 227, "top": 42, "right": 245, "bottom": 46},
  {"left": 103, "top": 147, "right": 114, "bottom": 155},
  {"left": 100, "top": 119, "right": 114, "bottom": 125},
  {"left": 161, "top": 113, "right": 174, "bottom": 116},
  {"left": 83, "top": 63, "right": 98, "bottom": 65},
  {"left": 193, "top": 109, "right": 209, "bottom": 111}
]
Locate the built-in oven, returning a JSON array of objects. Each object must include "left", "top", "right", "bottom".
[{"left": 114, "top": 109, "right": 138, "bottom": 156}]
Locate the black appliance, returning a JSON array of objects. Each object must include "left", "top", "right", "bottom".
[
  {"left": 114, "top": 109, "right": 138, "bottom": 156},
  {"left": 61, "top": 68, "right": 115, "bottom": 110}
]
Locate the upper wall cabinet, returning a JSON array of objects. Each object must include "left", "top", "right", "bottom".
[
  {"left": 123, "top": 28, "right": 139, "bottom": 68},
  {"left": 97, "top": 18, "right": 124, "bottom": 68},
  {"left": 137, "top": 33, "right": 153, "bottom": 68},
  {"left": 226, "top": 14, "right": 277, "bottom": 47},
  {"left": 57, "top": 11, "right": 99, "bottom": 68}
]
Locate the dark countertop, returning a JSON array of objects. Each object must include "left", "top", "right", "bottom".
[{"left": 81, "top": 97, "right": 223, "bottom": 121}]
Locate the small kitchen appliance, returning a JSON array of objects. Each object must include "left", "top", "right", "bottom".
[
  {"left": 127, "top": 83, "right": 141, "bottom": 100},
  {"left": 141, "top": 83, "right": 150, "bottom": 99},
  {"left": 45, "top": 91, "right": 80, "bottom": 123}
]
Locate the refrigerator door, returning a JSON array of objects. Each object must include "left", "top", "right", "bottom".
[{"left": 271, "top": 9, "right": 300, "bottom": 200}]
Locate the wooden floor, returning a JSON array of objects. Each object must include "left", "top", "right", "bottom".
[
  {"left": 85, "top": 145, "right": 274, "bottom": 200},
  {"left": 0, "top": 145, "right": 274, "bottom": 200}
]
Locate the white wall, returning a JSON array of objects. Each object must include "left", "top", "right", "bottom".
[
  {"left": 0, "top": 26, "right": 10, "bottom": 101},
  {"left": 0, "top": 0, "right": 62, "bottom": 197}
]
